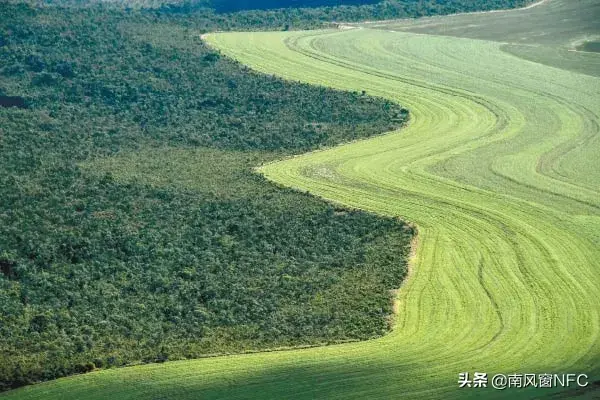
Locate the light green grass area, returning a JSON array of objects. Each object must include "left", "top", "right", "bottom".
[
  {"left": 369, "top": 0, "right": 600, "bottom": 77},
  {"left": 3, "top": 0, "right": 599, "bottom": 398}
]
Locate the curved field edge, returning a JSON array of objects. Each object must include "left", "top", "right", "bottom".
[
  {"left": 206, "top": 28, "right": 600, "bottom": 396},
  {"left": 4, "top": 16, "right": 600, "bottom": 400}
]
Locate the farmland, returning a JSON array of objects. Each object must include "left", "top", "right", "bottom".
[{"left": 3, "top": 0, "right": 600, "bottom": 398}]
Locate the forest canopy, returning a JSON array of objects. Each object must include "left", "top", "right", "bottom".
[
  {"left": 0, "top": 2, "right": 411, "bottom": 391},
  {"left": 210, "top": 0, "right": 382, "bottom": 12}
]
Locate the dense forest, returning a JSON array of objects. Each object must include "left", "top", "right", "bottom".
[
  {"left": 0, "top": 0, "right": 534, "bottom": 392},
  {"left": 17, "top": 0, "right": 536, "bottom": 29},
  {"left": 0, "top": 2, "right": 413, "bottom": 391},
  {"left": 175, "top": 0, "right": 535, "bottom": 29},
  {"left": 207, "top": 0, "right": 534, "bottom": 14},
  {"left": 210, "top": 0, "right": 381, "bottom": 12}
]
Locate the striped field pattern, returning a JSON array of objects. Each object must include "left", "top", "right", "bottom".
[{"left": 4, "top": 0, "right": 599, "bottom": 398}]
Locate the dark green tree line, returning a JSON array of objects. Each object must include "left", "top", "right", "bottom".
[{"left": 0, "top": 3, "right": 412, "bottom": 390}]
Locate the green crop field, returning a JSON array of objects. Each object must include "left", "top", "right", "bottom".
[{"left": 3, "top": 0, "right": 599, "bottom": 398}]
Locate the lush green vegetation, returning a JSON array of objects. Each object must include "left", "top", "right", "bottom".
[
  {"left": 3, "top": 0, "right": 597, "bottom": 398},
  {"left": 209, "top": 0, "right": 534, "bottom": 16},
  {"left": 210, "top": 0, "right": 382, "bottom": 12},
  {"left": 161, "top": 0, "right": 535, "bottom": 30},
  {"left": 16, "top": 0, "right": 536, "bottom": 31},
  {"left": 0, "top": 2, "right": 418, "bottom": 391}
]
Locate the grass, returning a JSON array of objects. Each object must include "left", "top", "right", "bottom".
[{"left": 3, "top": 0, "right": 599, "bottom": 398}]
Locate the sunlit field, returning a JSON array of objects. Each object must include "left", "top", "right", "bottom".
[{"left": 4, "top": 0, "right": 599, "bottom": 398}]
